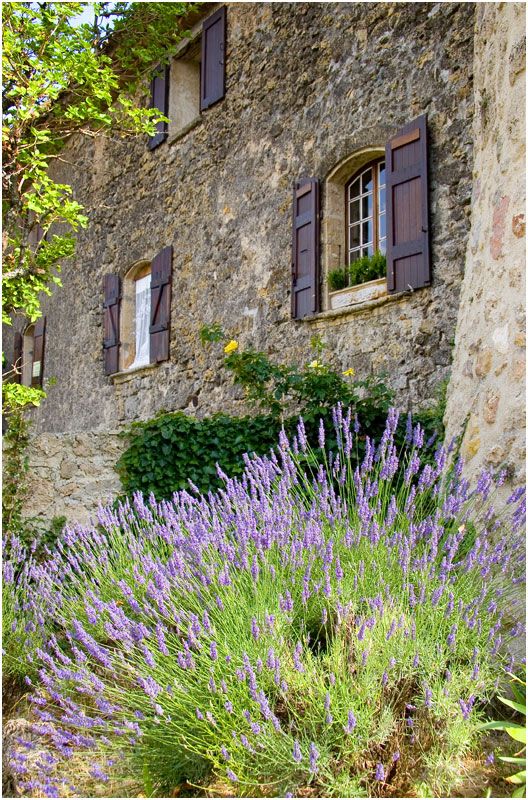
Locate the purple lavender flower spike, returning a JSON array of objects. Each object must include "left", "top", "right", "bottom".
[
  {"left": 293, "top": 740, "right": 302, "bottom": 763},
  {"left": 344, "top": 710, "right": 356, "bottom": 734},
  {"left": 309, "top": 742, "right": 319, "bottom": 773}
]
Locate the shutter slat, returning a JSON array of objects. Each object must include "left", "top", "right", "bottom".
[
  {"left": 148, "top": 65, "right": 169, "bottom": 151},
  {"left": 291, "top": 177, "right": 320, "bottom": 319},
  {"left": 103, "top": 274, "right": 120, "bottom": 375},
  {"left": 12, "top": 331, "right": 23, "bottom": 384},
  {"left": 31, "top": 316, "right": 46, "bottom": 388},
  {"left": 200, "top": 6, "right": 226, "bottom": 111},
  {"left": 385, "top": 114, "right": 430, "bottom": 294},
  {"left": 150, "top": 246, "right": 172, "bottom": 363}
]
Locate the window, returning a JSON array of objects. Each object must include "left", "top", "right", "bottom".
[
  {"left": 15, "top": 317, "right": 46, "bottom": 387},
  {"left": 103, "top": 247, "right": 173, "bottom": 376},
  {"left": 308, "top": 115, "right": 430, "bottom": 316},
  {"left": 120, "top": 262, "right": 152, "bottom": 371},
  {"left": 346, "top": 160, "right": 386, "bottom": 262},
  {"left": 169, "top": 41, "right": 201, "bottom": 138},
  {"left": 148, "top": 6, "right": 227, "bottom": 148},
  {"left": 21, "top": 324, "right": 35, "bottom": 387}
]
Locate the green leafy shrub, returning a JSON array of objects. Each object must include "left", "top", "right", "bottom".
[
  {"left": 116, "top": 412, "right": 281, "bottom": 497},
  {"left": 327, "top": 267, "right": 348, "bottom": 292},
  {"left": 117, "top": 335, "right": 442, "bottom": 501},
  {"left": 347, "top": 251, "right": 386, "bottom": 286}
]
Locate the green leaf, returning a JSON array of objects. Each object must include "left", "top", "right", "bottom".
[
  {"left": 507, "top": 728, "right": 527, "bottom": 745},
  {"left": 506, "top": 771, "right": 526, "bottom": 785},
  {"left": 500, "top": 696, "right": 527, "bottom": 716}
]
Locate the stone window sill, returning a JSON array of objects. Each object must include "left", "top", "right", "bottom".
[
  {"left": 111, "top": 363, "right": 159, "bottom": 384},
  {"left": 168, "top": 115, "right": 202, "bottom": 145},
  {"left": 304, "top": 289, "right": 409, "bottom": 323}
]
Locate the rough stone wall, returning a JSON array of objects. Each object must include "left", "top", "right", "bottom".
[
  {"left": 4, "top": 3, "right": 478, "bottom": 523},
  {"left": 444, "top": 2, "right": 526, "bottom": 488},
  {"left": 25, "top": 432, "right": 125, "bottom": 525}
]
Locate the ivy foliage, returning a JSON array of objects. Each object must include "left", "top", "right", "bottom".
[
  {"left": 117, "top": 334, "right": 444, "bottom": 499},
  {"left": 116, "top": 412, "right": 281, "bottom": 498}
]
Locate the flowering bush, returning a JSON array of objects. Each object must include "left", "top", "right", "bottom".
[{"left": 4, "top": 408, "right": 525, "bottom": 797}]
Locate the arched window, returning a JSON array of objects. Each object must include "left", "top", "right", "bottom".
[
  {"left": 346, "top": 159, "right": 386, "bottom": 262},
  {"left": 322, "top": 148, "right": 387, "bottom": 310},
  {"left": 120, "top": 261, "right": 152, "bottom": 371}
]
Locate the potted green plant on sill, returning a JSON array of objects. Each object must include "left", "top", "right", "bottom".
[{"left": 327, "top": 252, "right": 387, "bottom": 310}]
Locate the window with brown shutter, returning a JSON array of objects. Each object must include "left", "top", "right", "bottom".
[
  {"left": 385, "top": 114, "right": 430, "bottom": 293},
  {"left": 291, "top": 178, "right": 320, "bottom": 319},
  {"left": 200, "top": 6, "right": 226, "bottom": 111},
  {"left": 150, "top": 246, "right": 173, "bottom": 363},
  {"left": 148, "top": 65, "right": 170, "bottom": 150},
  {"left": 31, "top": 316, "right": 46, "bottom": 388},
  {"left": 103, "top": 275, "right": 120, "bottom": 375}
]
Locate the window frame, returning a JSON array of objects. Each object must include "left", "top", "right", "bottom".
[{"left": 344, "top": 157, "right": 386, "bottom": 265}]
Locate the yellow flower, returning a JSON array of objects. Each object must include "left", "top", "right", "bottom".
[
  {"left": 308, "top": 360, "right": 323, "bottom": 369},
  {"left": 224, "top": 340, "right": 239, "bottom": 354},
  {"left": 342, "top": 368, "right": 355, "bottom": 377}
]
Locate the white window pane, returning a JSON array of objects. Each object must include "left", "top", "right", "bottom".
[{"left": 130, "top": 274, "right": 151, "bottom": 368}]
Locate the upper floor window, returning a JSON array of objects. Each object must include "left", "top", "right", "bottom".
[
  {"left": 169, "top": 41, "right": 201, "bottom": 138},
  {"left": 346, "top": 160, "right": 386, "bottom": 262},
  {"left": 147, "top": 6, "right": 227, "bottom": 150}
]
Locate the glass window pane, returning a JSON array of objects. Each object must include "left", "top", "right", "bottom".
[
  {"left": 361, "top": 168, "right": 373, "bottom": 194},
  {"left": 379, "top": 212, "right": 386, "bottom": 240},
  {"left": 349, "top": 178, "right": 360, "bottom": 199},
  {"left": 349, "top": 199, "right": 360, "bottom": 223},
  {"left": 131, "top": 274, "right": 151, "bottom": 369},
  {"left": 362, "top": 194, "right": 372, "bottom": 219},
  {"left": 378, "top": 161, "right": 386, "bottom": 186},
  {"left": 363, "top": 245, "right": 373, "bottom": 257},
  {"left": 379, "top": 238, "right": 386, "bottom": 255},
  {"left": 349, "top": 224, "right": 360, "bottom": 249},
  {"left": 379, "top": 186, "right": 386, "bottom": 214},
  {"left": 349, "top": 249, "right": 361, "bottom": 262},
  {"left": 362, "top": 220, "right": 372, "bottom": 244}
]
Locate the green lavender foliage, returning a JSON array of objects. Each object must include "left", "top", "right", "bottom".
[{"left": 5, "top": 412, "right": 524, "bottom": 797}]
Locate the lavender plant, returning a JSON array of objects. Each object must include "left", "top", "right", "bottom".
[{"left": 4, "top": 407, "right": 526, "bottom": 798}]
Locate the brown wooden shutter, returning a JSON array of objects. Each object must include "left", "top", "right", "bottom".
[
  {"left": 148, "top": 65, "right": 169, "bottom": 151},
  {"left": 31, "top": 316, "right": 46, "bottom": 388},
  {"left": 103, "top": 275, "right": 120, "bottom": 375},
  {"left": 150, "top": 246, "right": 172, "bottom": 363},
  {"left": 385, "top": 114, "right": 430, "bottom": 293},
  {"left": 12, "top": 331, "right": 23, "bottom": 383},
  {"left": 291, "top": 178, "right": 320, "bottom": 319},
  {"left": 200, "top": 6, "right": 226, "bottom": 111}
]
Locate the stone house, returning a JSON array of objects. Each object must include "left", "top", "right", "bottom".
[{"left": 5, "top": 2, "right": 525, "bottom": 524}]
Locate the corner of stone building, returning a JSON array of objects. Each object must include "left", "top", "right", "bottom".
[{"left": 444, "top": 2, "right": 526, "bottom": 493}]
